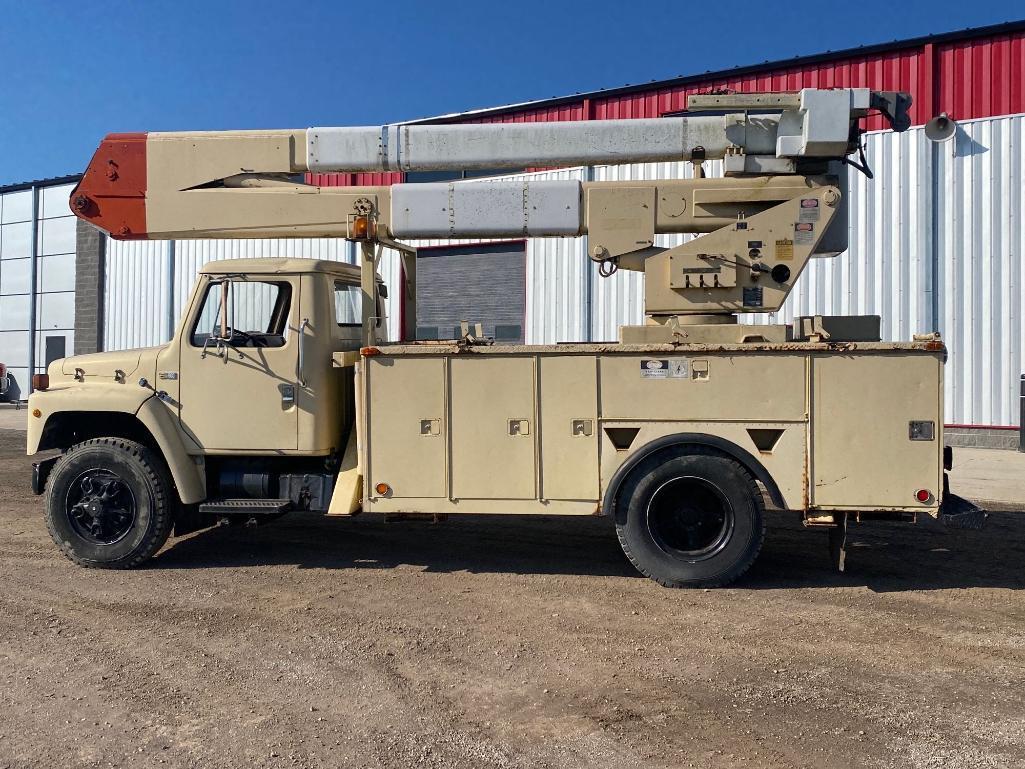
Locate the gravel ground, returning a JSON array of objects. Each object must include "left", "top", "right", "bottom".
[{"left": 2, "top": 427, "right": 1024, "bottom": 769}]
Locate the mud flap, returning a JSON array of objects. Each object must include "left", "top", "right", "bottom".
[
  {"left": 828, "top": 512, "right": 847, "bottom": 572},
  {"left": 31, "top": 455, "right": 59, "bottom": 495},
  {"left": 939, "top": 492, "right": 987, "bottom": 530}
]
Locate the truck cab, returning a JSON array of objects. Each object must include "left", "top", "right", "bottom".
[{"left": 28, "top": 258, "right": 383, "bottom": 567}]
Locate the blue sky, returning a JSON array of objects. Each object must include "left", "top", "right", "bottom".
[{"left": 0, "top": 0, "right": 1020, "bottom": 185}]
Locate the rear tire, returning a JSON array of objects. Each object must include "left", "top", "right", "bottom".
[
  {"left": 615, "top": 447, "right": 765, "bottom": 588},
  {"left": 45, "top": 438, "right": 176, "bottom": 569}
]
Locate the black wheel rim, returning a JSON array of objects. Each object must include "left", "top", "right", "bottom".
[
  {"left": 65, "top": 469, "right": 138, "bottom": 545},
  {"left": 646, "top": 476, "right": 734, "bottom": 560}
]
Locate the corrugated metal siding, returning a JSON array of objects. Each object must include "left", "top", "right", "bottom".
[
  {"left": 938, "top": 33, "right": 1025, "bottom": 122},
  {"left": 472, "top": 28, "right": 1024, "bottom": 130},
  {"left": 306, "top": 172, "right": 404, "bottom": 188},
  {"left": 589, "top": 51, "right": 926, "bottom": 131},
  {"left": 522, "top": 169, "right": 588, "bottom": 343},
  {"left": 466, "top": 102, "right": 587, "bottom": 125},
  {"left": 759, "top": 126, "right": 933, "bottom": 344},
  {"left": 771, "top": 115, "right": 1023, "bottom": 427},
  {"left": 105, "top": 239, "right": 172, "bottom": 351},
  {"left": 105, "top": 237, "right": 358, "bottom": 351},
  {"left": 938, "top": 114, "right": 1025, "bottom": 426}
]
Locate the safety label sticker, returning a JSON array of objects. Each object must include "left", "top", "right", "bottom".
[
  {"left": 669, "top": 358, "right": 690, "bottom": 378},
  {"left": 775, "top": 238, "right": 794, "bottom": 261},
  {"left": 640, "top": 359, "right": 669, "bottom": 379},
  {"left": 640, "top": 358, "right": 690, "bottom": 379},
  {"left": 794, "top": 222, "right": 814, "bottom": 245},
  {"left": 799, "top": 198, "right": 820, "bottom": 222}
]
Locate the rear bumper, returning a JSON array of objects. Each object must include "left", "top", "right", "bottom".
[{"left": 31, "top": 456, "right": 59, "bottom": 496}]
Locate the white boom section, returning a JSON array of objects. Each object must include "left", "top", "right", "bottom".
[
  {"left": 390, "top": 180, "right": 581, "bottom": 238},
  {"left": 308, "top": 117, "right": 776, "bottom": 172},
  {"left": 307, "top": 88, "right": 873, "bottom": 172}
]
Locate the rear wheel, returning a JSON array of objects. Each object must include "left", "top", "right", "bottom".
[
  {"left": 615, "top": 447, "right": 765, "bottom": 588},
  {"left": 45, "top": 438, "right": 176, "bottom": 569}
]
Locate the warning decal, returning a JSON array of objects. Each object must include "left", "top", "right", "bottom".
[
  {"left": 799, "top": 198, "right": 820, "bottom": 222},
  {"left": 775, "top": 239, "right": 794, "bottom": 261},
  {"left": 794, "top": 222, "right": 814, "bottom": 245},
  {"left": 640, "top": 359, "right": 669, "bottom": 379},
  {"left": 669, "top": 358, "right": 690, "bottom": 378}
]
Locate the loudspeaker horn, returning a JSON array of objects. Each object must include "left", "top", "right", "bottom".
[{"left": 925, "top": 112, "right": 957, "bottom": 143}]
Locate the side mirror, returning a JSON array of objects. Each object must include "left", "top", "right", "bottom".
[{"left": 207, "top": 278, "right": 239, "bottom": 341}]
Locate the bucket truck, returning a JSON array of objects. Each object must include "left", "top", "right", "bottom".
[{"left": 27, "top": 88, "right": 982, "bottom": 587}]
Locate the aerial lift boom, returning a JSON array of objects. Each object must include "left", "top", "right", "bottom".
[{"left": 72, "top": 88, "right": 911, "bottom": 344}]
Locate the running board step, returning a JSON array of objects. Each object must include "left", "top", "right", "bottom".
[{"left": 198, "top": 498, "right": 293, "bottom": 515}]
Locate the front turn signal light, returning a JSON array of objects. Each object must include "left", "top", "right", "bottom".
[{"left": 32, "top": 374, "right": 49, "bottom": 391}]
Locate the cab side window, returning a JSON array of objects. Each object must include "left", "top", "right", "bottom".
[
  {"left": 334, "top": 282, "right": 361, "bottom": 326},
  {"left": 190, "top": 280, "right": 292, "bottom": 348},
  {"left": 334, "top": 280, "right": 389, "bottom": 337}
]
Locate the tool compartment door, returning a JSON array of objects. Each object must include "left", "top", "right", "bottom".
[
  {"left": 540, "top": 355, "right": 598, "bottom": 500},
  {"left": 811, "top": 353, "right": 943, "bottom": 508},
  {"left": 367, "top": 357, "right": 447, "bottom": 498},
  {"left": 450, "top": 357, "right": 536, "bottom": 499}
]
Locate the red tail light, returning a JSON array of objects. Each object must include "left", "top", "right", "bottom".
[{"left": 32, "top": 374, "right": 49, "bottom": 391}]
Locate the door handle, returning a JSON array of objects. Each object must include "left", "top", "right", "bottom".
[
  {"left": 297, "top": 317, "right": 310, "bottom": 387},
  {"left": 279, "top": 384, "right": 295, "bottom": 406}
]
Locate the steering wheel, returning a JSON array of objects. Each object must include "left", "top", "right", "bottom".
[{"left": 228, "top": 328, "right": 253, "bottom": 345}]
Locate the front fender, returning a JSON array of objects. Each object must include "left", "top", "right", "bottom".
[
  {"left": 27, "top": 384, "right": 152, "bottom": 454},
  {"left": 135, "top": 397, "right": 206, "bottom": 504},
  {"left": 27, "top": 384, "right": 206, "bottom": 505}
]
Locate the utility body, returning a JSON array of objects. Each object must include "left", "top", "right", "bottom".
[{"left": 28, "top": 88, "right": 981, "bottom": 586}]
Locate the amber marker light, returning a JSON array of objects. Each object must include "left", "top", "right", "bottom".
[
  {"left": 375, "top": 482, "right": 391, "bottom": 496},
  {"left": 351, "top": 215, "right": 376, "bottom": 240}
]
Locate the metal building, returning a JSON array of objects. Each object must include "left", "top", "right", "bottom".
[
  {"left": 6, "top": 20, "right": 1023, "bottom": 447},
  {"left": 0, "top": 176, "right": 81, "bottom": 401}
]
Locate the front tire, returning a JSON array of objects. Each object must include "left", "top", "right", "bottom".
[
  {"left": 615, "top": 447, "right": 765, "bottom": 588},
  {"left": 45, "top": 438, "right": 176, "bottom": 569}
]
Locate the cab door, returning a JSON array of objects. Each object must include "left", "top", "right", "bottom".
[{"left": 178, "top": 276, "right": 299, "bottom": 451}]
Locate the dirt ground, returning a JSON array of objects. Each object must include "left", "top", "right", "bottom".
[{"left": 1, "top": 428, "right": 1024, "bottom": 769}]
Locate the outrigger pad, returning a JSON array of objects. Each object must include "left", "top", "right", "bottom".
[{"left": 939, "top": 494, "right": 987, "bottom": 530}]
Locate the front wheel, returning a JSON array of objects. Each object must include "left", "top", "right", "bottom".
[
  {"left": 45, "top": 438, "right": 176, "bottom": 569},
  {"left": 615, "top": 447, "right": 765, "bottom": 588}
]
